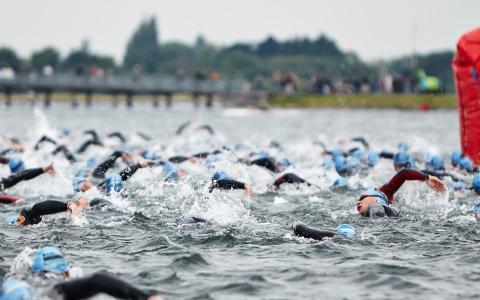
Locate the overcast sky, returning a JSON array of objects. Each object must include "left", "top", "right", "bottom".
[{"left": 2, "top": 0, "right": 478, "bottom": 63}]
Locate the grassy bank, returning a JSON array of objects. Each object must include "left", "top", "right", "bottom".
[{"left": 268, "top": 93, "right": 457, "bottom": 109}]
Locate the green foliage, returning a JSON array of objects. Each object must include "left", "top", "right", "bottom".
[
  {"left": 62, "top": 44, "right": 116, "bottom": 72},
  {"left": 30, "top": 47, "right": 60, "bottom": 71},
  {"left": 123, "top": 17, "right": 161, "bottom": 73},
  {"left": 0, "top": 47, "right": 21, "bottom": 70}
]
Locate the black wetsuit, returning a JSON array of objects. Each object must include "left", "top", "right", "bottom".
[
  {"left": 19, "top": 200, "right": 68, "bottom": 225},
  {"left": 34, "top": 135, "right": 57, "bottom": 151},
  {"left": 209, "top": 179, "right": 246, "bottom": 192},
  {"left": 250, "top": 157, "right": 278, "bottom": 173},
  {"left": 0, "top": 168, "right": 45, "bottom": 191},
  {"left": 168, "top": 156, "right": 189, "bottom": 164},
  {"left": 55, "top": 272, "right": 153, "bottom": 300},
  {"left": 92, "top": 151, "right": 124, "bottom": 178},
  {"left": 293, "top": 223, "right": 335, "bottom": 241},
  {"left": 52, "top": 145, "right": 77, "bottom": 163},
  {"left": 273, "top": 173, "right": 307, "bottom": 188},
  {"left": 107, "top": 132, "right": 127, "bottom": 143},
  {"left": 97, "top": 163, "right": 143, "bottom": 191}
]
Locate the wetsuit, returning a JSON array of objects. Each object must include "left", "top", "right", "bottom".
[
  {"left": 52, "top": 145, "right": 77, "bottom": 163},
  {"left": 107, "top": 132, "right": 127, "bottom": 143},
  {"left": 351, "top": 137, "right": 370, "bottom": 149},
  {"left": 250, "top": 157, "right": 278, "bottom": 173},
  {"left": 273, "top": 173, "right": 307, "bottom": 189},
  {"left": 0, "top": 195, "right": 18, "bottom": 204},
  {"left": 18, "top": 200, "right": 68, "bottom": 225},
  {"left": 34, "top": 135, "right": 57, "bottom": 151},
  {"left": 378, "top": 169, "right": 428, "bottom": 204},
  {"left": 293, "top": 223, "right": 335, "bottom": 241},
  {"left": 209, "top": 179, "right": 246, "bottom": 192},
  {"left": 168, "top": 156, "right": 190, "bottom": 164},
  {"left": 92, "top": 151, "right": 124, "bottom": 178},
  {"left": 0, "top": 168, "right": 45, "bottom": 191},
  {"left": 54, "top": 272, "right": 153, "bottom": 300},
  {"left": 97, "top": 163, "right": 143, "bottom": 191}
]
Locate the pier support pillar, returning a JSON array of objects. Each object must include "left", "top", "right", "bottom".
[
  {"left": 206, "top": 93, "right": 213, "bottom": 108},
  {"left": 126, "top": 93, "right": 133, "bottom": 108},
  {"left": 44, "top": 91, "right": 51, "bottom": 108},
  {"left": 165, "top": 93, "right": 172, "bottom": 108},
  {"left": 85, "top": 92, "right": 92, "bottom": 107}
]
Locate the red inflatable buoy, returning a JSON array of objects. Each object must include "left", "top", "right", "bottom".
[{"left": 453, "top": 27, "right": 480, "bottom": 164}]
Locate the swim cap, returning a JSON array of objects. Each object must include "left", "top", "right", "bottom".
[
  {"left": 452, "top": 181, "right": 467, "bottom": 191},
  {"left": 351, "top": 148, "right": 364, "bottom": 159},
  {"left": 73, "top": 176, "right": 86, "bottom": 192},
  {"left": 331, "top": 177, "right": 349, "bottom": 189},
  {"left": 398, "top": 142, "right": 409, "bottom": 152},
  {"left": 31, "top": 246, "right": 69, "bottom": 273},
  {"left": 279, "top": 158, "right": 293, "bottom": 168},
  {"left": 143, "top": 151, "right": 160, "bottom": 161},
  {"left": 427, "top": 155, "right": 444, "bottom": 171},
  {"left": 258, "top": 149, "right": 269, "bottom": 158},
  {"left": 473, "top": 203, "right": 480, "bottom": 214},
  {"left": 62, "top": 128, "right": 70, "bottom": 136},
  {"left": 8, "top": 158, "right": 24, "bottom": 174},
  {"left": 330, "top": 148, "right": 343, "bottom": 159},
  {"left": 459, "top": 156, "right": 474, "bottom": 171},
  {"left": 86, "top": 156, "right": 101, "bottom": 168},
  {"left": 4, "top": 215, "right": 18, "bottom": 225},
  {"left": 162, "top": 162, "right": 178, "bottom": 180},
  {"left": 0, "top": 279, "right": 35, "bottom": 300},
  {"left": 360, "top": 189, "right": 388, "bottom": 206},
  {"left": 394, "top": 151, "right": 412, "bottom": 168},
  {"left": 212, "top": 171, "right": 230, "bottom": 181},
  {"left": 120, "top": 145, "right": 133, "bottom": 152},
  {"left": 335, "top": 156, "right": 347, "bottom": 173},
  {"left": 472, "top": 174, "right": 480, "bottom": 194},
  {"left": 367, "top": 152, "right": 380, "bottom": 167},
  {"left": 104, "top": 173, "right": 123, "bottom": 193},
  {"left": 181, "top": 212, "right": 207, "bottom": 223},
  {"left": 451, "top": 150, "right": 462, "bottom": 167},
  {"left": 335, "top": 224, "right": 356, "bottom": 237}
]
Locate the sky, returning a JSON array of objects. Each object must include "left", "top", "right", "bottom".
[{"left": 1, "top": 0, "right": 478, "bottom": 63}]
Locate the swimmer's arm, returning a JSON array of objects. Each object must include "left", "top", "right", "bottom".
[
  {"left": 209, "top": 179, "right": 246, "bottom": 192},
  {"left": 351, "top": 137, "right": 370, "bottom": 149},
  {"left": 119, "top": 163, "right": 143, "bottom": 181},
  {"left": 379, "top": 151, "right": 394, "bottom": 159},
  {"left": 0, "top": 194, "right": 19, "bottom": 204},
  {"left": 92, "top": 151, "right": 123, "bottom": 178},
  {"left": 379, "top": 169, "right": 428, "bottom": 204},
  {"left": 0, "top": 156, "right": 9, "bottom": 164},
  {"left": 168, "top": 156, "right": 189, "bottom": 163}
]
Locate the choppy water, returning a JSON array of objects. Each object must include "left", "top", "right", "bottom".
[{"left": 1, "top": 102, "right": 479, "bottom": 300}]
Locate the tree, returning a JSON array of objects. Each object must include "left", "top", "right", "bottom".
[
  {"left": 30, "top": 47, "right": 60, "bottom": 71},
  {"left": 0, "top": 47, "right": 21, "bottom": 70},
  {"left": 123, "top": 17, "right": 161, "bottom": 73},
  {"left": 256, "top": 36, "right": 280, "bottom": 56}
]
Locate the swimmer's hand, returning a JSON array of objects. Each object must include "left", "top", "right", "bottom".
[
  {"left": 427, "top": 175, "right": 446, "bottom": 192},
  {"left": 245, "top": 184, "right": 253, "bottom": 198},
  {"left": 67, "top": 202, "right": 82, "bottom": 218},
  {"left": 147, "top": 295, "right": 163, "bottom": 300},
  {"left": 43, "top": 163, "right": 55, "bottom": 175},
  {"left": 74, "top": 198, "right": 90, "bottom": 208},
  {"left": 122, "top": 152, "right": 134, "bottom": 164}
]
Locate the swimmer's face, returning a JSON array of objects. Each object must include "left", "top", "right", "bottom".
[
  {"left": 81, "top": 180, "right": 93, "bottom": 192},
  {"left": 356, "top": 197, "right": 377, "bottom": 216}
]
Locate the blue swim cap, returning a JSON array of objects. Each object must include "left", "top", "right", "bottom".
[
  {"left": 398, "top": 142, "right": 409, "bottom": 152},
  {"left": 322, "top": 159, "right": 334, "bottom": 169},
  {"left": 258, "top": 149, "right": 269, "bottom": 158},
  {"left": 335, "top": 224, "right": 356, "bottom": 237},
  {"left": 31, "top": 246, "right": 69, "bottom": 274},
  {"left": 459, "top": 156, "right": 474, "bottom": 171},
  {"left": 331, "top": 177, "right": 349, "bottom": 189},
  {"left": 62, "top": 127, "right": 70, "bottom": 136},
  {"left": 279, "top": 158, "right": 293, "bottom": 168},
  {"left": 367, "top": 152, "right": 380, "bottom": 167},
  {"left": 120, "top": 145, "right": 133, "bottom": 152},
  {"left": 427, "top": 155, "right": 444, "bottom": 171},
  {"left": 162, "top": 162, "right": 179, "bottom": 180},
  {"left": 143, "top": 151, "right": 160, "bottom": 161},
  {"left": 451, "top": 150, "right": 462, "bottom": 167},
  {"left": 104, "top": 173, "right": 123, "bottom": 193},
  {"left": 8, "top": 158, "right": 24, "bottom": 174},
  {"left": 394, "top": 151, "right": 412, "bottom": 168},
  {"left": 360, "top": 189, "right": 388, "bottom": 206},
  {"left": 330, "top": 148, "right": 343, "bottom": 159},
  {"left": 73, "top": 176, "right": 86, "bottom": 192},
  {"left": 472, "top": 174, "right": 480, "bottom": 193},
  {"left": 4, "top": 215, "right": 18, "bottom": 225},
  {"left": 452, "top": 181, "right": 467, "bottom": 191},
  {"left": 335, "top": 156, "right": 347, "bottom": 173},
  {"left": 212, "top": 171, "right": 230, "bottom": 181},
  {"left": 473, "top": 203, "right": 480, "bottom": 214},
  {"left": 0, "top": 279, "right": 35, "bottom": 300}
]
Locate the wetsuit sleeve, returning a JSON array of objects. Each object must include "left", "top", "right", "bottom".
[
  {"left": 168, "top": 156, "right": 189, "bottom": 163},
  {"left": 1, "top": 168, "right": 44, "bottom": 189},
  {"left": 54, "top": 272, "right": 151, "bottom": 300},
  {"left": 209, "top": 179, "right": 246, "bottom": 192},
  {"left": 293, "top": 224, "right": 335, "bottom": 240},
  {"left": 0, "top": 156, "right": 9, "bottom": 164},
  {"left": 120, "top": 163, "right": 141, "bottom": 181},
  {"left": 0, "top": 195, "right": 18, "bottom": 204},
  {"left": 251, "top": 157, "right": 278, "bottom": 173},
  {"left": 107, "top": 132, "right": 127, "bottom": 143},
  {"left": 192, "top": 152, "right": 210, "bottom": 159},
  {"left": 378, "top": 169, "right": 428, "bottom": 204},
  {"left": 34, "top": 135, "right": 57, "bottom": 150},
  {"left": 379, "top": 151, "right": 394, "bottom": 159},
  {"left": 30, "top": 200, "right": 68, "bottom": 215},
  {"left": 52, "top": 146, "right": 77, "bottom": 163},
  {"left": 93, "top": 151, "right": 123, "bottom": 178},
  {"left": 273, "top": 173, "right": 306, "bottom": 188},
  {"left": 76, "top": 139, "right": 103, "bottom": 154}
]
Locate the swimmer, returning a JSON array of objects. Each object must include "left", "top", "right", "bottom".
[
  {"left": 293, "top": 223, "right": 356, "bottom": 241},
  {"left": 92, "top": 150, "right": 134, "bottom": 179},
  {"left": 272, "top": 173, "right": 311, "bottom": 189},
  {"left": 0, "top": 163, "right": 55, "bottom": 192},
  {"left": 356, "top": 169, "right": 446, "bottom": 217},
  {"left": 208, "top": 171, "right": 253, "bottom": 197}
]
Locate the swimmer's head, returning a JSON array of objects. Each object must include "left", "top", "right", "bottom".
[
  {"left": 453, "top": 181, "right": 467, "bottom": 192},
  {"left": 32, "top": 246, "right": 69, "bottom": 274},
  {"left": 459, "top": 156, "right": 474, "bottom": 172},
  {"left": 398, "top": 142, "right": 409, "bottom": 152},
  {"left": 330, "top": 148, "right": 343, "bottom": 159},
  {"left": 322, "top": 159, "right": 334, "bottom": 170},
  {"left": 367, "top": 152, "right": 380, "bottom": 167},
  {"left": 86, "top": 156, "right": 101, "bottom": 168},
  {"left": 357, "top": 189, "right": 388, "bottom": 216},
  {"left": 0, "top": 279, "right": 35, "bottom": 300},
  {"left": 278, "top": 158, "right": 293, "bottom": 169},
  {"left": 8, "top": 158, "right": 25, "bottom": 174},
  {"left": 394, "top": 151, "right": 412, "bottom": 170},
  {"left": 451, "top": 150, "right": 462, "bottom": 167},
  {"left": 427, "top": 155, "right": 444, "bottom": 171},
  {"left": 331, "top": 177, "right": 350, "bottom": 190},
  {"left": 351, "top": 148, "right": 364, "bottom": 159},
  {"left": 4, "top": 215, "right": 19, "bottom": 225},
  {"left": 258, "top": 149, "right": 269, "bottom": 158},
  {"left": 143, "top": 151, "right": 160, "bottom": 161},
  {"left": 335, "top": 224, "right": 356, "bottom": 237},
  {"left": 212, "top": 171, "right": 230, "bottom": 181},
  {"left": 472, "top": 203, "right": 480, "bottom": 221},
  {"left": 472, "top": 174, "right": 480, "bottom": 195},
  {"left": 105, "top": 173, "right": 123, "bottom": 193}
]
